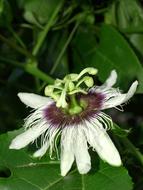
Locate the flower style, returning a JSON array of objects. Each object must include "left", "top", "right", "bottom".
[{"left": 9, "top": 68, "right": 138, "bottom": 176}]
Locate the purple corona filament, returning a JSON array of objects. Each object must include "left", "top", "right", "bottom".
[{"left": 43, "top": 92, "right": 105, "bottom": 127}]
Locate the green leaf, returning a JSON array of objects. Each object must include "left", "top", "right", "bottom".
[
  {"left": 73, "top": 24, "right": 143, "bottom": 93},
  {"left": 112, "top": 123, "right": 130, "bottom": 138},
  {"left": 0, "top": 0, "right": 12, "bottom": 27},
  {"left": 90, "top": 25, "right": 143, "bottom": 93},
  {"left": 104, "top": 0, "right": 143, "bottom": 32},
  {"left": 104, "top": 0, "right": 143, "bottom": 71},
  {"left": 20, "top": 0, "right": 59, "bottom": 25},
  {"left": 128, "top": 33, "right": 143, "bottom": 56},
  {"left": 0, "top": 129, "right": 133, "bottom": 190}
]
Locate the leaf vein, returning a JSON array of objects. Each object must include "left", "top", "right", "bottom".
[{"left": 18, "top": 177, "right": 42, "bottom": 190}]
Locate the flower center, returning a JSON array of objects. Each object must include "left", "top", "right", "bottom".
[
  {"left": 44, "top": 67, "right": 98, "bottom": 109},
  {"left": 43, "top": 92, "right": 105, "bottom": 127},
  {"left": 68, "top": 94, "right": 86, "bottom": 115}
]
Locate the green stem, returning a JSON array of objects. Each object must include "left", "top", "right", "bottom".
[
  {"left": 25, "top": 64, "right": 54, "bottom": 84},
  {"left": 0, "top": 57, "right": 54, "bottom": 84},
  {"left": 50, "top": 22, "right": 79, "bottom": 74},
  {"left": 0, "top": 57, "right": 24, "bottom": 69},
  {"left": 32, "top": 0, "right": 64, "bottom": 56},
  {"left": 121, "top": 137, "right": 143, "bottom": 165},
  {"left": 8, "top": 26, "right": 26, "bottom": 49},
  {"left": 0, "top": 34, "right": 35, "bottom": 61}
]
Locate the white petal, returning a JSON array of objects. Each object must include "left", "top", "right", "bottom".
[
  {"left": 18, "top": 92, "right": 53, "bottom": 108},
  {"left": 60, "top": 127, "right": 75, "bottom": 176},
  {"left": 103, "top": 70, "right": 117, "bottom": 88},
  {"left": 33, "top": 141, "right": 49, "bottom": 158},
  {"left": 85, "top": 120, "right": 121, "bottom": 166},
  {"left": 9, "top": 123, "right": 48, "bottom": 149},
  {"left": 60, "top": 149, "right": 74, "bottom": 177},
  {"left": 89, "top": 70, "right": 117, "bottom": 93},
  {"left": 103, "top": 81, "right": 138, "bottom": 109},
  {"left": 123, "top": 80, "right": 138, "bottom": 101},
  {"left": 74, "top": 127, "right": 91, "bottom": 174}
]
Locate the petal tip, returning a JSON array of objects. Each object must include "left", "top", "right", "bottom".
[
  {"left": 106, "top": 154, "right": 122, "bottom": 167},
  {"left": 17, "top": 92, "right": 27, "bottom": 100},
  {"left": 33, "top": 150, "right": 44, "bottom": 158},
  {"left": 33, "top": 153, "right": 39, "bottom": 158},
  {"left": 127, "top": 80, "right": 138, "bottom": 100},
  {"left": 133, "top": 80, "right": 138, "bottom": 87},
  {"left": 9, "top": 141, "right": 20, "bottom": 150},
  {"left": 17, "top": 92, "right": 31, "bottom": 106},
  {"left": 61, "top": 171, "right": 67, "bottom": 177},
  {"left": 78, "top": 163, "right": 91, "bottom": 174},
  {"left": 111, "top": 70, "right": 117, "bottom": 77},
  {"left": 112, "top": 159, "right": 122, "bottom": 166},
  {"left": 9, "top": 144, "right": 14, "bottom": 149},
  {"left": 110, "top": 161, "right": 122, "bottom": 167}
]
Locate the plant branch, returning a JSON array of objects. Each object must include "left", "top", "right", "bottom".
[
  {"left": 120, "top": 137, "right": 143, "bottom": 165},
  {"left": 50, "top": 22, "right": 79, "bottom": 74},
  {"left": 25, "top": 64, "right": 54, "bottom": 84},
  {"left": 32, "top": 0, "right": 64, "bottom": 56},
  {"left": 8, "top": 26, "right": 26, "bottom": 49},
  {"left": 0, "top": 57, "right": 54, "bottom": 84},
  {"left": 0, "top": 34, "right": 35, "bottom": 61}
]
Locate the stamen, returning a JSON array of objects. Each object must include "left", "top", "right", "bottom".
[
  {"left": 75, "top": 67, "right": 98, "bottom": 81},
  {"left": 76, "top": 76, "right": 94, "bottom": 88},
  {"left": 56, "top": 90, "right": 67, "bottom": 108},
  {"left": 68, "top": 89, "right": 87, "bottom": 95},
  {"left": 68, "top": 81, "right": 75, "bottom": 92},
  {"left": 84, "top": 76, "right": 94, "bottom": 88}
]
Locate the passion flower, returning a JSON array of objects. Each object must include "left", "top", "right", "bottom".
[{"left": 9, "top": 68, "right": 138, "bottom": 176}]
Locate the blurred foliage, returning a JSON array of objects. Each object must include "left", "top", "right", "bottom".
[{"left": 1, "top": 0, "right": 143, "bottom": 189}]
